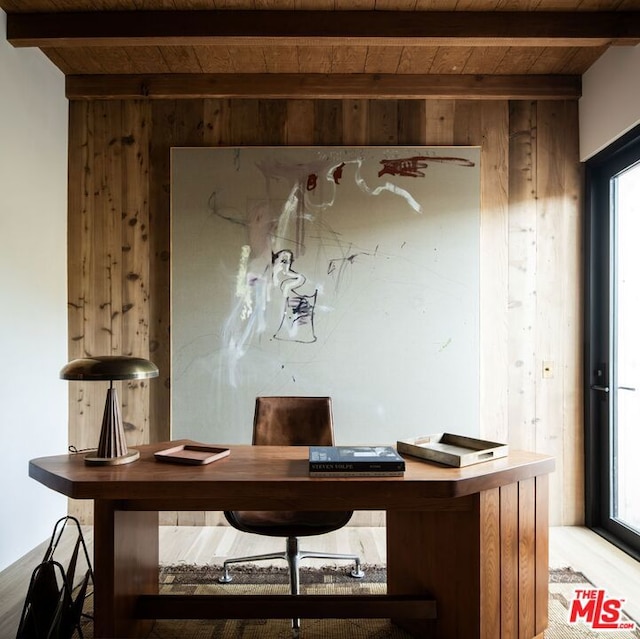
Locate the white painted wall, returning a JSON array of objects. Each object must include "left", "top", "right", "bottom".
[
  {"left": 0, "top": 10, "right": 68, "bottom": 572},
  {"left": 579, "top": 45, "right": 640, "bottom": 161}
]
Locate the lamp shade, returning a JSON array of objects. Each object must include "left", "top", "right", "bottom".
[{"left": 60, "top": 356, "right": 159, "bottom": 381}]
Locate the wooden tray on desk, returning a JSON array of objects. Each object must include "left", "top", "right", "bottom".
[
  {"left": 154, "top": 444, "right": 230, "bottom": 465},
  {"left": 397, "top": 433, "right": 508, "bottom": 467}
]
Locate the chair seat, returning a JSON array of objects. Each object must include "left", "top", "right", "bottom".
[{"left": 225, "top": 510, "right": 353, "bottom": 538}]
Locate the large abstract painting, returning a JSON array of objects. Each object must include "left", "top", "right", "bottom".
[{"left": 171, "top": 147, "right": 480, "bottom": 445}]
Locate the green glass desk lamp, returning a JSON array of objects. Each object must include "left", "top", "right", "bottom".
[{"left": 60, "top": 356, "right": 159, "bottom": 466}]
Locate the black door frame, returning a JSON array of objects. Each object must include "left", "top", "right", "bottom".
[{"left": 584, "top": 122, "right": 640, "bottom": 559}]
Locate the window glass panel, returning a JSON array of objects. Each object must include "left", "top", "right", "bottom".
[{"left": 613, "top": 160, "right": 640, "bottom": 535}]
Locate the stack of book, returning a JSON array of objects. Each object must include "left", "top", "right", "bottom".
[{"left": 308, "top": 446, "right": 405, "bottom": 477}]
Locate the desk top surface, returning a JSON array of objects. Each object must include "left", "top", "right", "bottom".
[{"left": 30, "top": 440, "right": 554, "bottom": 508}]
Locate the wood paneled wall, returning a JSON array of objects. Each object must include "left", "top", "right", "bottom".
[{"left": 67, "top": 98, "right": 583, "bottom": 526}]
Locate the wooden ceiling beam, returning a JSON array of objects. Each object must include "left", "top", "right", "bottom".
[
  {"left": 8, "top": 10, "right": 640, "bottom": 48},
  {"left": 65, "top": 73, "right": 581, "bottom": 100}
]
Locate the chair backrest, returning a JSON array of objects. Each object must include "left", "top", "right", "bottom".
[{"left": 252, "top": 396, "right": 334, "bottom": 446}]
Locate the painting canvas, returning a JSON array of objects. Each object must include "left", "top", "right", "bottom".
[{"left": 171, "top": 146, "right": 480, "bottom": 445}]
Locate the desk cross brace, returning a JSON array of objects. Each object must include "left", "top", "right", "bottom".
[{"left": 135, "top": 594, "right": 437, "bottom": 620}]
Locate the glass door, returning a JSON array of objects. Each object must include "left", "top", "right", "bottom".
[
  {"left": 585, "top": 126, "right": 640, "bottom": 558},
  {"left": 612, "top": 164, "right": 640, "bottom": 540}
]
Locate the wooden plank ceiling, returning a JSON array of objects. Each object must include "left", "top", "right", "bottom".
[{"left": 2, "top": 0, "right": 640, "bottom": 99}]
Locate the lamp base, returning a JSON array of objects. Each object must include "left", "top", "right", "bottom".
[
  {"left": 88, "top": 387, "right": 139, "bottom": 466},
  {"left": 84, "top": 449, "right": 140, "bottom": 466}
]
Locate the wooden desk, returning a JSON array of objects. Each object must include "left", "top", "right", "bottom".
[{"left": 30, "top": 441, "right": 554, "bottom": 639}]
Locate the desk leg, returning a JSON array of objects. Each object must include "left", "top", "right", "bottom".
[
  {"left": 93, "top": 501, "right": 159, "bottom": 638},
  {"left": 387, "top": 495, "right": 480, "bottom": 638},
  {"left": 387, "top": 476, "right": 549, "bottom": 639}
]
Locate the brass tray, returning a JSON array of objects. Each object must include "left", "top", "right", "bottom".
[{"left": 397, "top": 433, "right": 508, "bottom": 467}]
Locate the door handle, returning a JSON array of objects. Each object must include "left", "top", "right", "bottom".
[
  {"left": 618, "top": 386, "right": 637, "bottom": 391},
  {"left": 590, "top": 385, "right": 610, "bottom": 393}
]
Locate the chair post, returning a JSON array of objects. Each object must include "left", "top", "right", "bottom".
[
  {"left": 285, "top": 536, "right": 301, "bottom": 635},
  {"left": 285, "top": 537, "right": 301, "bottom": 595}
]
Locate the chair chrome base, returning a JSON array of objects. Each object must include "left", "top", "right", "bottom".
[
  {"left": 218, "top": 536, "right": 365, "bottom": 633},
  {"left": 218, "top": 536, "right": 364, "bottom": 585}
]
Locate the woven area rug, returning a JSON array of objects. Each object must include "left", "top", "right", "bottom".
[{"left": 75, "top": 566, "right": 639, "bottom": 638}]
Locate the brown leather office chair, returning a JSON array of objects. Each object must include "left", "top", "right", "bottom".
[{"left": 219, "top": 396, "right": 364, "bottom": 633}]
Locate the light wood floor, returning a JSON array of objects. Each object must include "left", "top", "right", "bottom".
[{"left": 1, "top": 525, "right": 638, "bottom": 637}]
